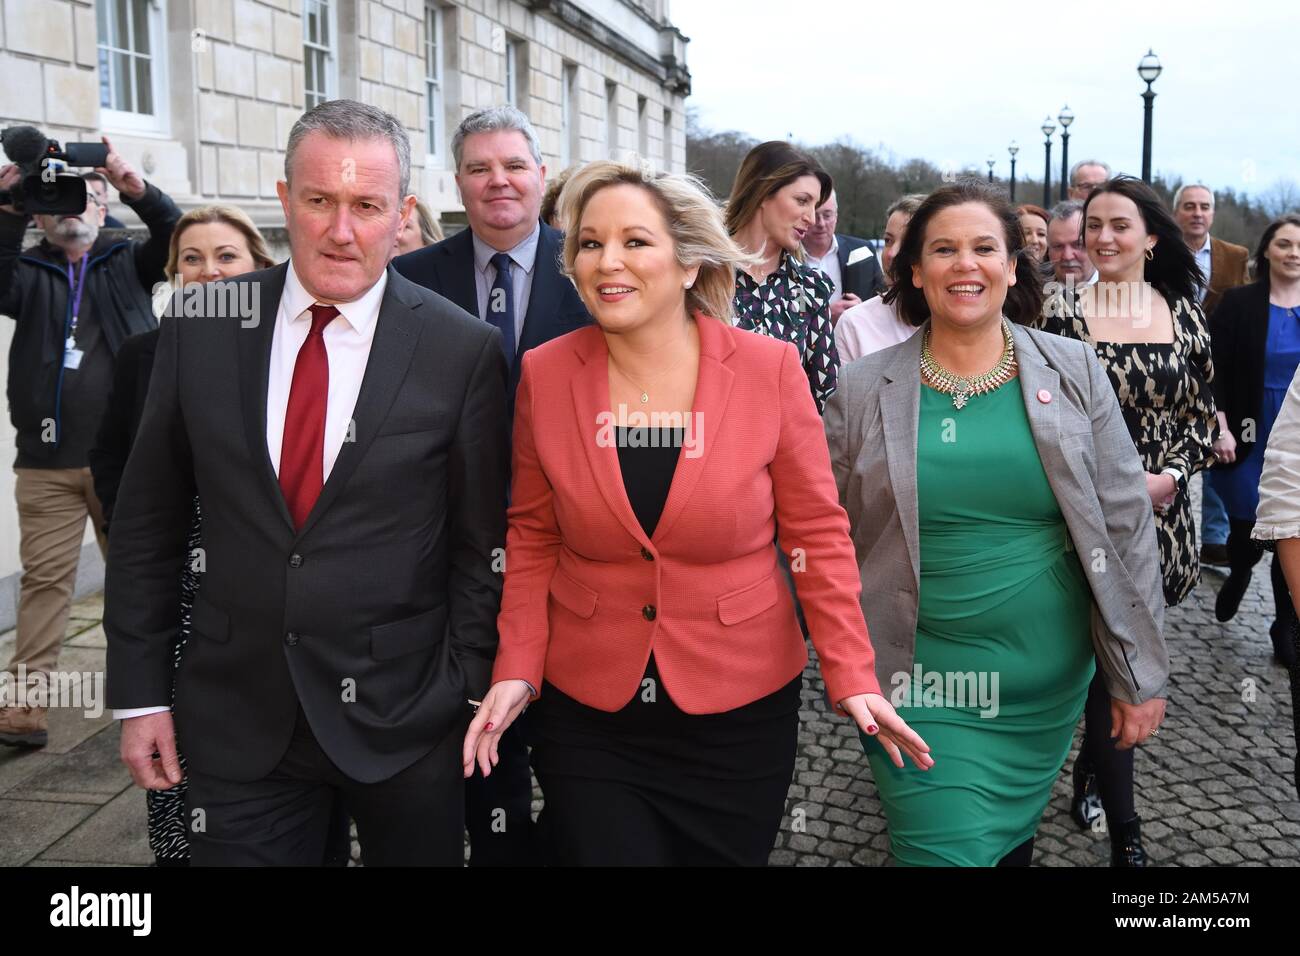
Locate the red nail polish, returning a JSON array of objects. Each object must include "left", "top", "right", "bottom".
[
  {"left": 484, "top": 722, "right": 494, "bottom": 732},
  {"left": 867, "top": 724, "right": 878, "bottom": 734}
]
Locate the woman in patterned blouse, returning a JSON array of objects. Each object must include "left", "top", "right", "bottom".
[
  {"left": 725, "top": 142, "right": 839, "bottom": 412},
  {"left": 1034, "top": 175, "right": 1214, "bottom": 867}
]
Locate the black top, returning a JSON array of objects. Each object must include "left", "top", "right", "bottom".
[
  {"left": 1209, "top": 280, "right": 1273, "bottom": 469},
  {"left": 615, "top": 427, "right": 683, "bottom": 537}
]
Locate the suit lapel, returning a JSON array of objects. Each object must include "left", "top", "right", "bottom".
[
  {"left": 1014, "top": 326, "right": 1099, "bottom": 524},
  {"left": 570, "top": 329, "right": 650, "bottom": 547},
  {"left": 295, "top": 268, "right": 423, "bottom": 540},
  {"left": 238, "top": 263, "right": 294, "bottom": 532},
  {"left": 436, "top": 229, "right": 479, "bottom": 318},
  {"left": 651, "top": 316, "right": 735, "bottom": 543},
  {"left": 1209, "top": 237, "right": 1226, "bottom": 295},
  {"left": 879, "top": 333, "right": 922, "bottom": 585}
]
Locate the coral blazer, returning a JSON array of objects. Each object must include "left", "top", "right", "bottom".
[{"left": 491, "top": 313, "right": 883, "bottom": 713}]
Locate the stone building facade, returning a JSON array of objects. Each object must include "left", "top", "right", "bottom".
[{"left": 0, "top": 0, "right": 691, "bottom": 628}]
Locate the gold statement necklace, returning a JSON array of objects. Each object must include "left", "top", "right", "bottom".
[{"left": 920, "top": 319, "right": 1018, "bottom": 409}]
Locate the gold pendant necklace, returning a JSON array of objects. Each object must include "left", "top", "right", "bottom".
[{"left": 919, "top": 319, "right": 1018, "bottom": 409}]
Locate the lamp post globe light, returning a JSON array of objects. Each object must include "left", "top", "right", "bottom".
[
  {"left": 1008, "top": 140, "right": 1019, "bottom": 201},
  {"left": 1057, "top": 104, "right": 1074, "bottom": 200},
  {"left": 1041, "top": 116, "right": 1056, "bottom": 208},
  {"left": 987, "top": 154, "right": 996, "bottom": 183},
  {"left": 1138, "top": 49, "right": 1162, "bottom": 182}
]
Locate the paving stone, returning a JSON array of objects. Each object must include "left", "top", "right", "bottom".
[
  {"left": 40, "top": 787, "right": 154, "bottom": 865},
  {"left": 0, "top": 798, "right": 95, "bottom": 866}
]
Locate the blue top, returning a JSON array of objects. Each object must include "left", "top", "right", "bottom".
[{"left": 1213, "top": 304, "right": 1300, "bottom": 519}]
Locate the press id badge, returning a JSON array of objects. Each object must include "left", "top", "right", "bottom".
[{"left": 64, "top": 337, "right": 83, "bottom": 370}]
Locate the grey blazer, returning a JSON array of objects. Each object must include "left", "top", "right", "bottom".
[{"left": 824, "top": 321, "right": 1169, "bottom": 705}]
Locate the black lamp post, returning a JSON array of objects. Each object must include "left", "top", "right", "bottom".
[
  {"left": 1041, "top": 117, "right": 1056, "bottom": 208},
  {"left": 1008, "top": 141, "right": 1019, "bottom": 201},
  {"left": 1138, "top": 49, "right": 1162, "bottom": 183},
  {"left": 986, "top": 155, "right": 995, "bottom": 183},
  {"left": 1057, "top": 105, "right": 1074, "bottom": 200}
]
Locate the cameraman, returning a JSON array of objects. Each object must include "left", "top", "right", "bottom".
[{"left": 0, "top": 136, "right": 180, "bottom": 748}]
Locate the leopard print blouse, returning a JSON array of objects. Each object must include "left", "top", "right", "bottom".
[{"left": 1034, "top": 290, "right": 1217, "bottom": 606}]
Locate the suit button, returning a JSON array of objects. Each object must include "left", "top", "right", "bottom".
[
  {"left": 642, "top": 604, "right": 656, "bottom": 621},
  {"left": 285, "top": 631, "right": 299, "bottom": 646},
  {"left": 640, "top": 547, "right": 654, "bottom": 561},
  {"left": 288, "top": 553, "right": 303, "bottom": 568}
]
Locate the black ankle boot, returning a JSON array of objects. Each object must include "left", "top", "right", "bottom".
[
  {"left": 1216, "top": 570, "right": 1253, "bottom": 622},
  {"left": 1071, "top": 755, "right": 1103, "bottom": 830},
  {"left": 1109, "top": 816, "right": 1148, "bottom": 867}
]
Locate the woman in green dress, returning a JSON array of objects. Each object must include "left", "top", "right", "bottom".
[{"left": 824, "top": 181, "right": 1171, "bottom": 866}]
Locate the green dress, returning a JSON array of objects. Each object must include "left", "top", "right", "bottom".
[{"left": 862, "top": 381, "right": 1096, "bottom": 866}]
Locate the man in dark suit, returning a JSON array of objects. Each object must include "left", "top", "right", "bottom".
[
  {"left": 104, "top": 100, "right": 509, "bottom": 866},
  {"left": 393, "top": 105, "right": 589, "bottom": 866},
  {"left": 801, "top": 189, "right": 884, "bottom": 324}
]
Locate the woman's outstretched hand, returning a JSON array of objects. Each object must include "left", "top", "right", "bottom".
[{"left": 840, "top": 693, "right": 935, "bottom": 770}]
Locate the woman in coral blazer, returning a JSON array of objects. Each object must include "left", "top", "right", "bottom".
[{"left": 463, "top": 160, "right": 929, "bottom": 866}]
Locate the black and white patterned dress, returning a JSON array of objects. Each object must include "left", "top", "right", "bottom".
[
  {"left": 145, "top": 498, "right": 202, "bottom": 864},
  {"left": 733, "top": 252, "right": 839, "bottom": 413},
  {"left": 1034, "top": 292, "right": 1217, "bottom": 605}
]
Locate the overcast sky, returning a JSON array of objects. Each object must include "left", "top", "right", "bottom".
[{"left": 672, "top": 0, "right": 1297, "bottom": 200}]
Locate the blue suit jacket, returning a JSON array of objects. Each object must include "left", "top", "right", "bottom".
[{"left": 393, "top": 223, "right": 592, "bottom": 409}]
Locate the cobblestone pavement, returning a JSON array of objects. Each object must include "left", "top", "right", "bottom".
[{"left": 3, "top": 481, "right": 1297, "bottom": 866}]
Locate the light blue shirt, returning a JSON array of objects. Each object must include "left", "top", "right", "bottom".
[
  {"left": 1194, "top": 234, "right": 1213, "bottom": 303},
  {"left": 471, "top": 223, "right": 540, "bottom": 341}
]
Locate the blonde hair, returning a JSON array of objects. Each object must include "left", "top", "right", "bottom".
[
  {"left": 412, "top": 199, "right": 443, "bottom": 245},
  {"left": 165, "top": 205, "right": 274, "bottom": 279},
  {"left": 557, "top": 159, "right": 754, "bottom": 324}
]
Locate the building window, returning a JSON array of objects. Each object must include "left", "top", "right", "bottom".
[
  {"left": 504, "top": 38, "right": 518, "bottom": 108},
  {"left": 605, "top": 81, "right": 618, "bottom": 158},
  {"left": 424, "top": 4, "right": 444, "bottom": 162},
  {"left": 636, "top": 95, "right": 648, "bottom": 158},
  {"left": 303, "top": 1, "right": 336, "bottom": 110},
  {"left": 662, "top": 107, "right": 672, "bottom": 168},
  {"left": 561, "top": 62, "right": 578, "bottom": 167},
  {"left": 96, "top": 0, "right": 167, "bottom": 134}
]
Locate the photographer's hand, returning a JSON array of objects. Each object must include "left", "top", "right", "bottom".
[
  {"left": 0, "top": 164, "right": 22, "bottom": 216},
  {"left": 96, "top": 136, "right": 146, "bottom": 202}
]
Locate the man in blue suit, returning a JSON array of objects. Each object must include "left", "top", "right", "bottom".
[
  {"left": 393, "top": 106, "right": 590, "bottom": 865},
  {"left": 395, "top": 107, "right": 590, "bottom": 410}
]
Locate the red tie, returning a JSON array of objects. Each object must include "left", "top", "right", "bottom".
[{"left": 279, "top": 303, "right": 338, "bottom": 529}]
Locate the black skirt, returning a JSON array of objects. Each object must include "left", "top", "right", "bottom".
[{"left": 530, "top": 655, "right": 802, "bottom": 866}]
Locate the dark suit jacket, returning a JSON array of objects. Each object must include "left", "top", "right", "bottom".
[
  {"left": 836, "top": 234, "right": 885, "bottom": 302},
  {"left": 1203, "top": 236, "right": 1251, "bottom": 315},
  {"left": 1209, "top": 280, "right": 1272, "bottom": 468},
  {"left": 103, "top": 263, "right": 510, "bottom": 784},
  {"left": 392, "top": 223, "right": 591, "bottom": 406}
]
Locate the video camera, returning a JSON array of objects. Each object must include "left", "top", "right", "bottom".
[{"left": 0, "top": 126, "right": 110, "bottom": 215}]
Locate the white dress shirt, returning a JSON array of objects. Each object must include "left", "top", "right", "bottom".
[
  {"left": 115, "top": 261, "right": 388, "bottom": 720},
  {"left": 804, "top": 236, "right": 844, "bottom": 303}
]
